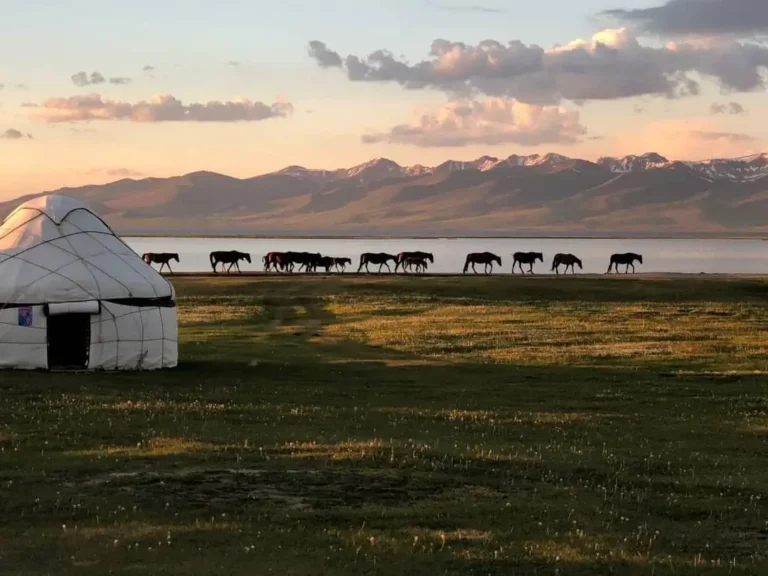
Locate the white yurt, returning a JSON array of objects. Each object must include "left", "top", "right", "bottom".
[{"left": 0, "top": 195, "right": 177, "bottom": 370}]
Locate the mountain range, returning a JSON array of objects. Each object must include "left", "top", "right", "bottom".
[{"left": 3, "top": 151, "right": 768, "bottom": 235}]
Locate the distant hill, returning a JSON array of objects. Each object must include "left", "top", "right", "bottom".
[{"left": 3, "top": 152, "right": 768, "bottom": 236}]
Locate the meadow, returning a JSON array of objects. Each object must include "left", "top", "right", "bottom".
[{"left": 1, "top": 275, "right": 767, "bottom": 575}]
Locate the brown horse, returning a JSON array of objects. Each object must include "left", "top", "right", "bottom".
[
  {"left": 142, "top": 252, "right": 179, "bottom": 274},
  {"left": 210, "top": 250, "right": 251, "bottom": 274},
  {"left": 607, "top": 253, "right": 643, "bottom": 274},
  {"left": 512, "top": 251, "right": 543, "bottom": 274},
  {"left": 463, "top": 252, "right": 501, "bottom": 274},
  {"left": 395, "top": 251, "right": 434, "bottom": 273},
  {"left": 551, "top": 253, "right": 583, "bottom": 275},
  {"left": 358, "top": 253, "right": 397, "bottom": 273}
]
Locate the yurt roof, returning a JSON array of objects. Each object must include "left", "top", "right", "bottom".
[{"left": 0, "top": 195, "right": 173, "bottom": 304}]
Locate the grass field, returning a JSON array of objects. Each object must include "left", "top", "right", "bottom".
[{"left": 1, "top": 275, "right": 767, "bottom": 575}]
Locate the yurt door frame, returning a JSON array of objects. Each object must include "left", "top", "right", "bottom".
[{"left": 44, "top": 301, "right": 101, "bottom": 370}]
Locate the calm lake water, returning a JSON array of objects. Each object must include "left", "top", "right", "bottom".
[{"left": 124, "top": 237, "right": 768, "bottom": 275}]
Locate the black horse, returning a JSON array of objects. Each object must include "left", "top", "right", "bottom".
[
  {"left": 512, "top": 251, "right": 543, "bottom": 274},
  {"left": 358, "top": 253, "right": 397, "bottom": 273},
  {"left": 463, "top": 252, "right": 502, "bottom": 274},
  {"left": 143, "top": 252, "right": 179, "bottom": 274},
  {"left": 210, "top": 250, "right": 251, "bottom": 274},
  {"left": 551, "top": 253, "right": 583, "bottom": 275},
  {"left": 395, "top": 251, "right": 434, "bottom": 273},
  {"left": 607, "top": 253, "right": 643, "bottom": 274}
]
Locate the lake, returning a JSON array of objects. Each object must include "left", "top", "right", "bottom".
[{"left": 124, "top": 237, "right": 768, "bottom": 275}]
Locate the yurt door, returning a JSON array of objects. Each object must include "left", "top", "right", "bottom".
[
  {"left": 45, "top": 302, "right": 100, "bottom": 370},
  {"left": 47, "top": 314, "right": 91, "bottom": 370}
]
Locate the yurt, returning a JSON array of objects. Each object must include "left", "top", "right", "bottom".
[{"left": 0, "top": 195, "right": 177, "bottom": 370}]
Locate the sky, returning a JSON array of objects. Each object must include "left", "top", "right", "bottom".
[{"left": 1, "top": 0, "right": 768, "bottom": 199}]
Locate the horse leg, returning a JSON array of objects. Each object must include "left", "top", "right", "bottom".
[
  {"left": 511, "top": 261, "right": 516, "bottom": 274},
  {"left": 472, "top": 263, "right": 478, "bottom": 274},
  {"left": 529, "top": 263, "right": 534, "bottom": 274},
  {"left": 630, "top": 263, "right": 635, "bottom": 274}
]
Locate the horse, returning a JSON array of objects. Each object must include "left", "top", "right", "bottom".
[
  {"left": 317, "top": 256, "right": 337, "bottom": 273},
  {"left": 142, "top": 252, "right": 179, "bottom": 274},
  {"left": 551, "top": 253, "right": 583, "bottom": 275},
  {"left": 292, "top": 252, "right": 322, "bottom": 273},
  {"left": 395, "top": 251, "right": 434, "bottom": 273},
  {"left": 358, "top": 253, "right": 397, "bottom": 273},
  {"left": 463, "top": 252, "right": 501, "bottom": 275},
  {"left": 512, "top": 252, "right": 544, "bottom": 274},
  {"left": 210, "top": 250, "right": 251, "bottom": 274},
  {"left": 403, "top": 256, "right": 429, "bottom": 274},
  {"left": 607, "top": 252, "right": 643, "bottom": 274},
  {"left": 332, "top": 257, "right": 352, "bottom": 273},
  {"left": 263, "top": 252, "right": 285, "bottom": 273}
]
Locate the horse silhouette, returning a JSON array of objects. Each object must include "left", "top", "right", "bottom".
[
  {"left": 551, "top": 253, "right": 582, "bottom": 275},
  {"left": 607, "top": 253, "right": 643, "bottom": 274},
  {"left": 143, "top": 252, "right": 179, "bottom": 274},
  {"left": 463, "top": 252, "right": 501, "bottom": 275}
]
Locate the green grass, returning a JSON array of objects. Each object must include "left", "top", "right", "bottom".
[{"left": 1, "top": 275, "right": 767, "bottom": 575}]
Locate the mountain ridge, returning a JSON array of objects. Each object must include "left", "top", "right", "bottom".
[{"left": 2, "top": 151, "right": 768, "bottom": 235}]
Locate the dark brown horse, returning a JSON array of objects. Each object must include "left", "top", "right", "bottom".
[
  {"left": 263, "top": 252, "right": 285, "bottom": 273},
  {"left": 463, "top": 252, "right": 501, "bottom": 274},
  {"left": 358, "top": 253, "right": 397, "bottom": 273},
  {"left": 551, "top": 253, "right": 583, "bottom": 275},
  {"left": 142, "top": 252, "right": 179, "bottom": 274},
  {"left": 607, "top": 253, "right": 643, "bottom": 274},
  {"left": 332, "top": 257, "right": 352, "bottom": 273},
  {"left": 512, "top": 251, "right": 543, "bottom": 274},
  {"left": 395, "top": 251, "right": 434, "bottom": 273},
  {"left": 210, "top": 250, "right": 251, "bottom": 274}
]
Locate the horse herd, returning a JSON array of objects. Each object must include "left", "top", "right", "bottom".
[{"left": 142, "top": 250, "right": 644, "bottom": 275}]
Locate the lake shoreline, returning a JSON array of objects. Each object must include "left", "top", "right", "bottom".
[{"left": 126, "top": 233, "right": 768, "bottom": 241}]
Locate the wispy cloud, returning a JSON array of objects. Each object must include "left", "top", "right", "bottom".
[
  {"left": 109, "top": 77, "right": 132, "bottom": 85},
  {"left": 86, "top": 167, "right": 145, "bottom": 179},
  {"left": 30, "top": 93, "right": 294, "bottom": 123},
  {"left": 72, "top": 71, "right": 105, "bottom": 87},
  {"left": 425, "top": 1, "right": 506, "bottom": 13},
  {"left": 1, "top": 128, "right": 33, "bottom": 140},
  {"left": 710, "top": 101, "right": 746, "bottom": 115}
]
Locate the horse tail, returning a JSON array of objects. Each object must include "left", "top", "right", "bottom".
[
  {"left": 551, "top": 256, "right": 557, "bottom": 271},
  {"left": 209, "top": 252, "right": 218, "bottom": 272},
  {"left": 462, "top": 255, "right": 470, "bottom": 274}
]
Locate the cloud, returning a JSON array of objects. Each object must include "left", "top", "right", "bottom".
[
  {"left": 710, "top": 101, "right": 745, "bottom": 115},
  {"left": 308, "top": 41, "right": 343, "bottom": 69},
  {"left": 611, "top": 118, "right": 762, "bottom": 160},
  {"left": 603, "top": 0, "right": 768, "bottom": 38},
  {"left": 425, "top": 1, "right": 506, "bottom": 13},
  {"left": 72, "top": 71, "right": 106, "bottom": 87},
  {"left": 86, "top": 167, "right": 145, "bottom": 178},
  {"left": 142, "top": 65, "right": 155, "bottom": 72},
  {"left": 362, "top": 98, "right": 586, "bottom": 147},
  {"left": 109, "top": 77, "right": 132, "bottom": 85},
  {"left": 1, "top": 128, "right": 32, "bottom": 140},
  {"left": 29, "top": 93, "right": 294, "bottom": 123},
  {"left": 20, "top": 102, "right": 38, "bottom": 108},
  {"left": 690, "top": 130, "right": 758, "bottom": 143},
  {"left": 308, "top": 28, "right": 768, "bottom": 104}
]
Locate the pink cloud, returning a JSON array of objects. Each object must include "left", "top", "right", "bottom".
[
  {"left": 362, "top": 98, "right": 586, "bottom": 147},
  {"left": 29, "top": 94, "right": 294, "bottom": 123}
]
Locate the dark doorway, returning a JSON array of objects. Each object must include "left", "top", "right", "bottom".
[{"left": 47, "top": 314, "right": 91, "bottom": 370}]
